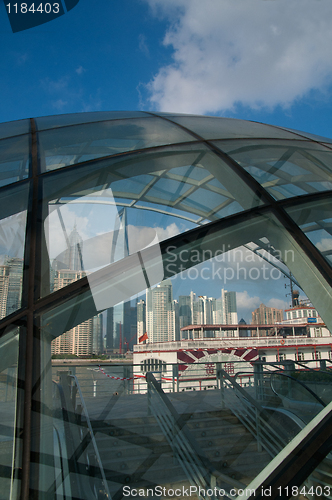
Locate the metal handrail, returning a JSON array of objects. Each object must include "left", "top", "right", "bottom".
[
  {"left": 68, "top": 374, "right": 112, "bottom": 500},
  {"left": 220, "top": 368, "right": 332, "bottom": 496},
  {"left": 270, "top": 372, "right": 326, "bottom": 407},
  {"left": 219, "top": 369, "right": 293, "bottom": 456},
  {"left": 146, "top": 372, "right": 245, "bottom": 499}
]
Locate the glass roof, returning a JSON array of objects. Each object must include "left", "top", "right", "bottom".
[
  {"left": 0, "top": 111, "right": 332, "bottom": 301},
  {"left": 1, "top": 112, "right": 332, "bottom": 500}
]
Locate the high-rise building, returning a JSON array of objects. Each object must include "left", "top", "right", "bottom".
[
  {"left": 179, "top": 295, "right": 191, "bottom": 328},
  {"left": 51, "top": 269, "right": 100, "bottom": 356},
  {"left": 222, "top": 289, "right": 238, "bottom": 325},
  {"left": 5, "top": 257, "right": 23, "bottom": 316},
  {"left": 137, "top": 299, "right": 146, "bottom": 342},
  {"left": 252, "top": 303, "right": 284, "bottom": 336},
  {"left": 0, "top": 265, "right": 9, "bottom": 319},
  {"left": 106, "top": 208, "right": 131, "bottom": 352},
  {"left": 212, "top": 289, "right": 238, "bottom": 337},
  {"left": 0, "top": 257, "right": 24, "bottom": 319},
  {"left": 61, "top": 224, "right": 84, "bottom": 271},
  {"left": 146, "top": 280, "right": 175, "bottom": 343}
]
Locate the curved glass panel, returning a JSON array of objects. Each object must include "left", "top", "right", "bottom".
[
  {"left": 42, "top": 143, "right": 264, "bottom": 295},
  {"left": 2, "top": 113, "right": 332, "bottom": 500},
  {"left": 214, "top": 139, "right": 332, "bottom": 200},
  {"left": 286, "top": 197, "right": 332, "bottom": 268},
  {"left": 0, "top": 182, "right": 29, "bottom": 318},
  {"left": 0, "top": 119, "right": 29, "bottom": 140},
  {"left": 0, "top": 325, "right": 22, "bottom": 498},
  {"left": 36, "top": 203, "right": 332, "bottom": 499},
  {"left": 153, "top": 114, "right": 308, "bottom": 140},
  {"left": 0, "top": 135, "right": 30, "bottom": 187},
  {"left": 39, "top": 117, "right": 196, "bottom": 172},
  {"left": 280, "top": 127, "right": 332, "bottom": 144},
  {"left": 35, "top": 111, "right": 148, "bottom": 130}
]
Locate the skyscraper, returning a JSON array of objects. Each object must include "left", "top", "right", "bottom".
[
  {"left": 146, "top": 280, "right": 175, "bottom": 343},
  {"left": 106, "top": 207, "right": 132, "bottom": 352},
  {"left": 222, "top": 289, "right": 238, "bottom": 325},
  {"left": 252, "top": 303, "right": 283, "bottom": 336},
  {"left": 137, "top": 299, "right": 146, "bottom": 342},
  {"left": 50, "top": 227, "right": 103, "bottom": 356},
  {"left": 178, "top": 295, "right": 191, "bottom": 329},
  {"left": 0, "top": 257, "right": 23, "bottom": 320},
  {"left": 51, "top": 269, "right": 101, "bottom": 356},
  {"left": 61, "top": 223, "right": 84, "bottom": 271}
]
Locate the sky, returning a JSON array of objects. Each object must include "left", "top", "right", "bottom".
[
  {"left": 1, "top": 0, "right": 331, "bottom": 320},
  {"left": 2, "top": 0, "right": 332, "bottom": 138}
]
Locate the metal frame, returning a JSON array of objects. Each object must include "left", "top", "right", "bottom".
[{"left": 0, "top": 113, "right": 332, "bottom": 499}]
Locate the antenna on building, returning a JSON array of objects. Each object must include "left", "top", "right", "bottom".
[{"left": 285, "top": 272, "right": 294, "bottom": 307}]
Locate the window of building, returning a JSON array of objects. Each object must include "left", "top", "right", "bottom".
[{"left": 141, "top": 358, "right": 167, "bottom": 372}]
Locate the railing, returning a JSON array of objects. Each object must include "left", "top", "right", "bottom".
[
  {"left": 218, "top": 368, "right": 291, "bottom": 457},
  {"left": 69, "top": 374, "right": 111, "bottom": 500},
  {"left": 52, "top": 374, "right": 111, "bottom": 500},
  {"left": 218, "top": 367, "right": 332, "bottom": 499},
  {"left": 133, "top": 336, "right": 332, "bottom": 352},
  {"left": 146, "top": 372, "right": 245, "bottom": 500}
]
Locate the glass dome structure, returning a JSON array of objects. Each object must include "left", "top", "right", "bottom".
[{"left": 1, "top": 111, "right": 332, "bottom": 499}]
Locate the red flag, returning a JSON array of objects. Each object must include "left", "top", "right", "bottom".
[{"left": 139, "top": 332, "right": 148, "bottom": 343}]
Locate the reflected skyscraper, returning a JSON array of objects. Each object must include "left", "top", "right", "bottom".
[
  {"left": 62, "top": 223, "right": 84, "bottom": 271},
  {"left": 0, "top": 257, "right": 23, "bottom": 319},
  {"left": 106, "top": 208, "right": 132, "bottom": 352}
]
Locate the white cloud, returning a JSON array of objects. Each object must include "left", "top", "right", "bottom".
[
  {"left": 144, "top": 0, "right": 332, "bottom": 113},
  {"left": 267, "top": 297, "right": 288, "bottom": 311},
  {"left": 236, "top": 290, "right": 260, "bottom": 311}
]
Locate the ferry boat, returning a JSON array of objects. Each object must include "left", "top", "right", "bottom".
[{"left": 133, "top": 302, "right": 332, "bottom": 393}]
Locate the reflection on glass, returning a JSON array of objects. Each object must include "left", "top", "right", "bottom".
[
  {"left": 0, "top": 135, "right": 30, "bottom": 187},
  {"left": 214, "top": 139, "right": 332, "bottom": 200},
  {"left": 42, "top": 144, "right": 264, "bottom": 298},
  {"left": 286, "top": 197, "right": 332, "bottom": 268},
  {"left": 0, "top": 326, "right": 20, "bottom": 498},
  {"left": 153, "top": 114, "right": 305, "bottom": 140},
  {"left": 35, "top": 111, "right": 147, "bottom": 131},
  {"left": 39, "top": 117, "right": 195, "bottom": 172},
  {"left": 37, "top": 204, "right": 332, "bottom": 499},
  {"left": 3, "top": 113, "right": 332, "bottom": 499},
  {"left": 0, "top": 184, "right": 28, "bottom": 318}
]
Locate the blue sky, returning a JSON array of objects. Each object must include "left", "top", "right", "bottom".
[
  {"left": 1, "top": 0, "right": 332, "bottom": 139},
  {"left": 2, "top": 0, "right": 332, "bottom": 321}
]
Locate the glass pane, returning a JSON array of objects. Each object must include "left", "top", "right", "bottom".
[
  {"left": 280, "top": 126, "right": 332, "bottom": 144},
  {"left": 0, "top": 135, "right": 30, "bottom": 187},
  {"left": 0, "top": 119, "right": 29, "bottom": 140},
  {"left": 42, "top": 143, "right": 263, "bottom": 296},
  {"left": 153, "top": 114, "right": 308, "bottom": 140},
  {"left": 37, "top": 205, "right": 332, "bottom": 499},
  {"left": 35, "top": 111, "right": 148, "bottom": 130},
  {"left": 0, "top": 183, "right": 29, "bottom": 318},
  {"left": 39, "top": 117, "right": 196, "bottom": 172},
  {"left": 0, "top": 326, "right": 22, "bottom": 498},
  {"left": 286, "top": 197, "right": 332, "bottom": 268},
  {"left": 214, "top": 139, "right": 332, "bottom": 200}
]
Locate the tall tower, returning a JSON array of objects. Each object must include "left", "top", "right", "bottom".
[
  {"left": 5, "top": 258, "right": 23, "bottom": 316},
  {"left": 179, "top": 295, "right": 191, "bottom": 329},
  {"left": 106, "top": 208, "right": 132, "bottom": 352},
  {"left": 137, "top": 299, "right": 146, "bottom": 343},
  {"left": 146, "top": 280, "right": 175, "bottom": 343},
  {"left": 62, "top": 223, "right": 84, "bottom": 271}
]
